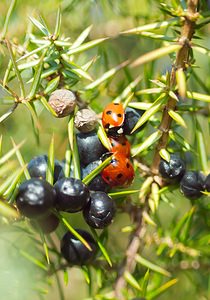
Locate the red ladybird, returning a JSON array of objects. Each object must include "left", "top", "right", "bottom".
[
  {"left": 109, "top": 136, "right": 131, "bottom": 158},
  {"left": 102, "top": 103, "right": 125, "bottom": 136},
  {"left": 101, "top": 153, "right": 134, "bottom": 187}
]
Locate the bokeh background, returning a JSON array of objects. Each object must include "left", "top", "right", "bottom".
[{"left": 0, "top": 0, "right": 209, "bottom": 299}]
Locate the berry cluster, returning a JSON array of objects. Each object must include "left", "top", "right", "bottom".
[
  {"left": 14, "top": 100, "right": 144, "bottom": 266},
  {"left": 15, "top": 154, "right": 115, "bottom": 265},
  {"left": 159, "top": 154, "right": 210, "bottom": 200}
]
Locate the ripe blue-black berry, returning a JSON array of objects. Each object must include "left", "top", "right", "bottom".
[
  {"left": 123, "top": 107, "right": 145, "bottom": 135},
  {"left": 27, "top": 155, "right": 64, "bottom": 183},
  {"left": 180, "top": 171, "right": 205, "bottom": 199},
  {"left": 54, "top": 177, "right": 90, "bottom": 212},
  {"left": 30, "top": 213, "right": 59, "bottom": 234},
  {"left": 204, "top": 174, "right": 210, "bottom": 192},
  {"left": 16, "top": 178, "right": 56, "bottom": 219},
  {"left": 61, "top": 229, "right": 97, "bottom": 265},
  {"left": 81, "top": 160, "right": 110, "bottom": 192},
  {"left": 77, "top": 131, "right": 107, "bottom": 166},
  {"left": 83, "top": 191, "right": 116, "bottom": 229},
  {"left": 159, "top": 154, "right": 186, "bottom": 182}
]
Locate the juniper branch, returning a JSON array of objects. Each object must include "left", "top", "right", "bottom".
[
  {"left": 151, "top": 0, "right": 199, "bottom": 174},
  {"left": 114, "top": 207, "right": 146, "bottom": 299},
  {"left": 114, "top": 1, "right": 199, "bottom": 298}
]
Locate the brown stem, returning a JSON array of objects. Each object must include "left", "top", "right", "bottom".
[
  {"left": 114, "top": 208, "right": 145, "bottom": 299},
  {"left": 114, "top": 1, "right": 199, "bottom": 298},
  {"left": 151, "top": 0, "right": 199, "bottom": 174}
]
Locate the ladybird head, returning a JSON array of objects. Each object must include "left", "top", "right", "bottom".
[{"left": 102, "top": 103, "right": 125, "bottom": 136}]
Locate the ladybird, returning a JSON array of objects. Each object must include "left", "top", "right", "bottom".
[
  {"left": 109, "top": 136, "right": 131, "bottom": 157},
  {"left": 102, "top": 103, "right": 125, "bottom": 136},
  {"left": 101, "top": 153, "right": 134, "bottom": 187}
]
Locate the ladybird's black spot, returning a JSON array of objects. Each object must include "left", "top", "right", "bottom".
[
  {"left": 117, "top": 113, "right": 122, "bottom": 118},
  {"left": 105, "top": 123, "right": 110, "bottom": 129},
  {"left": 114, "top": 103, "right": 119, "bottom": 105},
  {"left": 111, "top": 143, "right": 114, "bottom": 147},
  {"left": 106, "top": 176, "right": 110, "bottom": 181},
  {"left": 122, "top": 142, "right": 126, "bottom": 146},
  {"left": 117, "top": 173, "right": 123, "bottom": 179},
  {"left": 126, "top": 163, "right": 130, "bottom": 168},
  {"left": 106, "top": 110, "right": 112, "bottom": 115}
]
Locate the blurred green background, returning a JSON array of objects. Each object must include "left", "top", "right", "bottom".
[{"left": 0, "top": 0, "right": 209, "bottom": 300}]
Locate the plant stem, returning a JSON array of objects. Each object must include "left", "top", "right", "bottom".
[
  {"left": 55, "top": 270, "right": 65, "bottom": 300},
  {"left": 114, "top": 1, "right": 199, "bottom": 298},
  {"left": 114, "top": 208, "right": 145, "bottom": 299},
  {"left": 151, "top": 0, "right": 199, "bottom": 174}
]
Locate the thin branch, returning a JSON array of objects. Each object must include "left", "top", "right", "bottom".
[
  {"left": 151, "top": 0, "right": 199, "bottom": 174},
  {"left": 114, "top": 208, "right": 145, "bottom": 299}
]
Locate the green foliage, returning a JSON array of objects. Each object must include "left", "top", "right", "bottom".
[{"left": 0, "top": 1, "right": 209, "bottom": 300}]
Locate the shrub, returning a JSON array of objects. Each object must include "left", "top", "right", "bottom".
[{"left": 0, "top": 1, "right": 209, "bottom": 299}]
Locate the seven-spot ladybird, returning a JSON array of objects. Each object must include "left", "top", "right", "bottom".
[
  {"left": 109, "top": 136, "right": 131, "bottom": 157},
  {"left": 101, "top": 153, "right": 134, "bottom": 187},
  {"left": 102, "top": 103, "right": 125, "bottom": 136}
]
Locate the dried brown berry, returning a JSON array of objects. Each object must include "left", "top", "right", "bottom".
[
  {"left": 74, "top": 109, "right": 98, "bottom": 133},
  {"left": 48, "top": 89, "right": 77, "bottom": 118}
]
